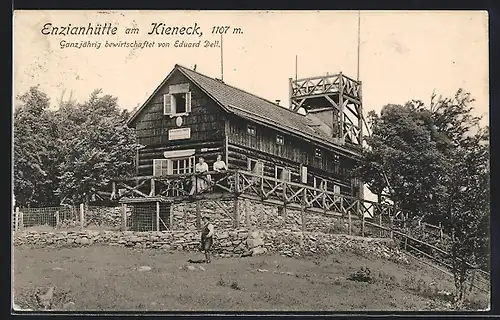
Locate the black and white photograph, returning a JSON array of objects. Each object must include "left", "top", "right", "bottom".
[{"left": 12, "top": 10, "right": 490, "bottom": 313}]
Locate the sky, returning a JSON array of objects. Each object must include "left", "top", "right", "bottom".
[{"left": 13, "top": 10, "right": 489, "bottom": 125}]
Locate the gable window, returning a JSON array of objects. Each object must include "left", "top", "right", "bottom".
[
  {"left": 315, "top": 148, "right": 322, "bottom": 158},
  {"left": 276, "top": 134, "right": 284, "bottom": 145},
  {"left": 163, "top": 84, "right": 192, "bottom": 117},
  {"left": 247, "top": 125, "right": 256, "bottom": 136}
]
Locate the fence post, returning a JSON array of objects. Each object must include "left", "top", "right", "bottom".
[
  {"left": 79, "top": 203, "right": 85, "bottom": 229},
  {"left": 168, "top": 204, "right": 173, "bottom": 230},
  {"left": 121, "top": 203, "right": 127, "bottom": 231},
  {"left": 439, "top": 222, "right": 443, "bottom": 241},
  {"left": 20, "top": 209, "right": 24, "bottom": 230},
  {"left": 379, "top": 212, "right": 382, "bottom": 237},
  {"left": 348, "top": 210, "right": 352, "bottom": 236},
  {"left": 55, "top": 210, "right": 60, "bottom": 228},
  {"left": 156, "top": 201, "right": 160, "bottom": 232},
  {"left": 390, "top": 215, "right": 394, "bottom": 239},
  {"left": 196, "top": 200, "right": 201, "bottom": 230},
  {"left": 301, "top": 188, "right": 306, "bottom": 232},
  {"left": 15, "top": 207, "right": 19, "bottom": 232},
  {"left": 244, "top": 199, "right": 250, "bottom": 228}
]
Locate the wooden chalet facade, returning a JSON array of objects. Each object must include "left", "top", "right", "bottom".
[{"left": 126, "top": 64, "right": 363, "bottom": 202}]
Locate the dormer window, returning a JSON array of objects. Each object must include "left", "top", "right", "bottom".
[
  {"left": 164, "top": 83, "right": 192, "bottom": 117},
  {"left": 247, "top": 125, "right": 256, "bottom": 136},
  {"left": 315, "top": 148, "right": 322, "bottom": 158},
  {"left": 276, "top": 134, "right": 284, "bottom": 145}
]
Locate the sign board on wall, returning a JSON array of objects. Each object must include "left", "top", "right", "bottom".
[{"left": 168, "top": 128, "right": 191, "bottom": 140}]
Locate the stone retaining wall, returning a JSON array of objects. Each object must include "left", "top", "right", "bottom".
[{"left": 13, "top": 228, "right": 409, "bottom": 264}]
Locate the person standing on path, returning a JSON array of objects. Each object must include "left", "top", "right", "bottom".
[{"left": 200, "top": 216, "right": 214, "bottom": 263}]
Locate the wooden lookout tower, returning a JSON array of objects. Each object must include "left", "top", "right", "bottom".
[{"left": 289, "top": 73, "right": 363, "bottom": 148}]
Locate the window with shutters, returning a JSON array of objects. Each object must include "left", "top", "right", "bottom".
[
  {"left": 163, "top": 91, "right": 192, "bottom": 117},
  {"left": 248, "top": 158, "right": 264, "bottom": 175},
  {"left": 313, "top": 176, "right": 327, "bottom": 195},
  {"left": 275, "top": 165, "right": 291, "bottom": 188},
  {"left": 170, "top": 156, "right": 195, "bottom": 175},
  {"left": 247, "top": 125, "right": 256, "bottom": 136},
  {"left": 315, "top": 148, "right": 322, "bottom": 159},
  {"left": 153, "top": 159, "right": 170, "bottom": 177},
  {"left": 276, "top": 134, "right": 284, "bottom": 145},
  {"left": 153, "top": 157, "right": 195, "bottom": 177}
]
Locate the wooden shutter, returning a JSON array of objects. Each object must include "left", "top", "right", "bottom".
[
  {"left": 280, "top": 168, "right": 291, "bottom": 181},
  {"left": 153, "top": 159, "right": 162, "bottom": 176},
  {"left": 170, "top": 94, "right": 177, "bottom": 114},
  {"left": 300, "top": 165, "right": 308, "bottom": 184},
  {"left": 163, "top": 94, "right": 172, "bottom": 115},
  {"left": 163, "top": 160, "right": 172, "bottom": 176},
  {"left": 334, "top": 185, "right": 340, "bottom": 194},
  {"left": 253, "top": 161, "right": 263, "bottom": 176},
  {"left": 185, "top": 92, "right": 192, "bottom": 113}
]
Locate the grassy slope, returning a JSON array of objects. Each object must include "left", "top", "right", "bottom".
[{"left": 12, "top": 245, "right": 489, "bottom": 312}]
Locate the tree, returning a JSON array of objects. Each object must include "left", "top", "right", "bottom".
[
  {"left": 13, "top": 87, "right": 138, "bottom": 207},
  {"left": 356, "top": 89, "right": 490, "bottom": 304},
  {"left": 13, "top": 86, "right": 60, "bottom": 207},
  {"left": 55, "top": 89, "right": 138, "bottom": 205}
]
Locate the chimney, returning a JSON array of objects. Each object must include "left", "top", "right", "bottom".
[{"left": 275, "top": 100, "right": 281, "bottom": 105}]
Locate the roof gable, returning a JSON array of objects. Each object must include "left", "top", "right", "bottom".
[{"left": 127, "top": 64, "right": 360, "bottom": 157}]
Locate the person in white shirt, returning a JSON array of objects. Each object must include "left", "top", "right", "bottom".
[
  {"left": 213, "top": 154, "right": 227, "bottom": 172},
  {"left": 190, "top": 157, "right": 210, "bottom": 194},
  {"left": 200, "top": 216, "right": 215, "bottom": 263}
]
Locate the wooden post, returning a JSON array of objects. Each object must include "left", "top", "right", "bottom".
[
  {"left": 390, "top": 216, "right": 394, "bottom": 239},
  {"left": 404, "top": 235, "right": 408, "bottom": 251},
  {"left": 80, "top": 203, "right": 85, "bottom": 229},
  {"left": 156, "top": 201, "right": 160, "bottom": 232},
  {"left": 233, "top": 198, "right": 240, "bottom": 229},
  {"left": 111, "top": 181, "right": 116, "bottom": 199},
  {"left": 169, "top": 204, "right": 174, "bottom": 230},
  {"left": 361, "top": 214, "right": 365, "bottom": 237},
  {"left": 233, "top": 171, "right": 240, "bottom": 229},
  {"left": 339, "top": 72, "right": 345, "bottom": 143},
  {"left": 19, "top": 210, "right": 24, "bottom": 230},
  {"left": 196, "top": 200, "right": 201, "bottom": 230},
  {"left": 301, "top": 188, "right": 306, "bottom": 232},
  {"left": 245, "top": 199, "right": 250, "bottom": 228},
  {"left": 55, "top": 211, "right": 60, "bottom": 227},
  {"left": 183, "top": 207, "right": 187, "bottom": 229},
  {"left": 439, "top": 222, "right": 443, "bottom": 242},
  {"left": 122, "top": 203, "right": 127, "bottom": 231},
  {"left": 348, "top": 210, "right": 352, "bottom": 235},
  {"left": 379, "top": 213, "right": 382, "bottom": 238},
  {"left": 14, "top": 207, "right": 19, "bottom": 232},
  {"left": 150, "top": 178, "right": 156, "bottom": 197}
]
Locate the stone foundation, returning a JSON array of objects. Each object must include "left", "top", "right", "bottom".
[{"left": 13, "top": 228, "right": 409, "bottom": 264}]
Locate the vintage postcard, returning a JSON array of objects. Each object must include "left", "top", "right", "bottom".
[{"left": 12, "top": 10, "right": 490, "bottom": 313}]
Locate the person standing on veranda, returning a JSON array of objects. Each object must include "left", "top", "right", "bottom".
[
  {"left": 213, "top": 154, "right": 227, "bottom": 172},
  {"left": 200, "top": 216, "right": 214, "bottom": 263},
  {"left": 190, "top": 157, "right": 210, "bottom": 195}
]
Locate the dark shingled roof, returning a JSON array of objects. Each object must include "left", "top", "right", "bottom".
[{"left": 128, "top": 64, "right": 360, "bottom": 157}]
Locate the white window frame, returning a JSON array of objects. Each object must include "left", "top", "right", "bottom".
[
  {"left": 247, "top": 125, "right": 256, "bottom": 136},
  {"left": 163, "top": 92, "right": 192, "bottom": 117},
  {"left": 153, "top": 159, "right": 170, "bottom": 177},
  {"left": 169, "top": 156, "right": 195, "bottom": 175},
  {"left": 315, "top": 148, "right": 322, "bottom": 159},
  {"left": 247, "top": 158, "right": 264, "bottom": 175},
  {"left": 276, "top": 134, "right": 284, "bottom": 145}
]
